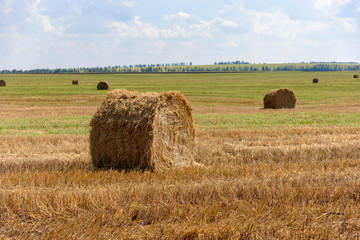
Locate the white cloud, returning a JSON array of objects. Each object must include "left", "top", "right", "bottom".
[
  {"left": 160, "top": 27, "right": 181, "bottom": 38},
  {"left": 1, "top": 0, "right": 14, "bottom": 14},
  {"left": 120, "top": 1, "right": 138, "bottom": 8},
  {"left": 148, "top": 40, "right": 165, "bottom": 54},
  {"left": 217, "top": 40, "right": 239, "bottom": 48},
  {"left": 336, "top": 0, "right": 352, "bottom": 5},
  {"left": 0, "top": 25, "right": 21, "bottom": 40},
  {"left": 216, "top": 18, "right": 239, "bottom": 28},
  {"left": 253, "top": 12, "right": 301, "bottom": 38},
  {"left": 164, "top": 11, "right": 191, "bottom": 21},
  {"left": 109, "top": 16, "right": 159, "bottom": 39},
  {"left": 110, "top": 16, "right": 216, "bottom": 39},
  {"left": 188, "top": 20, "right": 215, "bottom": 38},
  {"left": 334, "top": 17, "right": 358, "bottom": 33},
  {"left": 26, "top": 0, "right": 63, "bottom": 35},
  {"left": 314, "top": 0, "right": 352, "bottom": 15},
  {"left": 304, "top": 22, "right": 331, "bottom": 31},
  {"left": 357, "top": 6, "right": 360, "bottom": 12},
  {"left": 314, "top": 0, "right": 333, "bottom": 10}
]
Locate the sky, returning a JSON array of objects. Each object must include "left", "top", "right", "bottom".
[{"left": 0, "top": 0, "right": 360, "bottom": 70}]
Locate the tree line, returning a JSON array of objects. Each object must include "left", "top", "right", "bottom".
[{"left": 1, "top": 62, "right": 359, "bottom": 74}]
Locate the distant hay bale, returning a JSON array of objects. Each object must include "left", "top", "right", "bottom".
[
  {"left": 97, "top": 81, "right": 109, "bottom": 90},
  {"left": 313, "top": 78, "right": 318, "bottom": 83},
  {"left": 90, "top": 89, "right": 196, "bottom": 171},
  {"left": 263, "top": 88, "right": 296, "bottom": 109},
  {"left": 354, "top": 75, "right": 359, "bottom": 79},
  {"left": 0, "top": 80, "right": 6, "bottom": 87},
  {"left": 72, "top": 79, "right": 78, "bottom": 85}
]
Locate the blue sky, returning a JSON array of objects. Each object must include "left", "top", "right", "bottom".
[{"left": 1, "top": 0, "right": 359, "bottom": 70}]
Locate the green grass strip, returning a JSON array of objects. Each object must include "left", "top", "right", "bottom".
[
  {"left": 194, "top": 112, "right": 360, "bottom": 130},
  {"left": 1, "top": 112, "right": 360, "bottom": 136},
  {"left": 0, "top": 116, "right": 91, "bottom": 136}
]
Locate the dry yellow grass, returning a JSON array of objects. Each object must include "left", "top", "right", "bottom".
[{"left": 1, "top": 127, "right": 360, "bottom": 238}]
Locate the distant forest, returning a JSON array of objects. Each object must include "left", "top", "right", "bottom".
[{"left": 1, "top": 61, "right": 360, "bottom": 74}]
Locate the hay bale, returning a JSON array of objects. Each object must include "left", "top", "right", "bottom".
[
  {"left": 90, "top": 89, "right": 196, "bottom": 171},
  {"left": 97, "top": 81, "right": 109, "bottom": 90},
  {"left": 263, "top": 88, "right": 296, "bottom": 109},
  {"left": 0, "top": 80, "right": 6, "bottom": 87},
  {"left": 354, "top": 75, "right": 359, "bottom": 79},
  {"left": 72, "top": 79, "right": 78, "bottom": 85},
  {"left": 313, "top": 78, "right": 318, "bottom": 83}
]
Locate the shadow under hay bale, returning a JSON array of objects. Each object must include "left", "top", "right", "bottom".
[
  {"left": 313, "top": 78, "right": 318, "bottom": 83},
  {"left": 72, "top": 79, "right": 78, "bottom": 85},
  {"left": 97, "top": 81, "right": 109, "bottom": 90},
  {"left": 263, "top": 88, "right": 296, "bottom": 109},
  {"left": 354, "top": 75, "right": 359, "bottom": 79},
  {"left": 90, "top": 89, "right": 196, "bottom": 171},
  {"left": 0, "top": 80, "right": 6, "bottom": 87}
]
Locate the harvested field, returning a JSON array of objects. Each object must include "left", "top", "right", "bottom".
[
  {"left": 1, "top": 128, "right": 360, "bottom": 238},
  {"left": 1, "top": 72, "right": 360, "bottom": 238}
]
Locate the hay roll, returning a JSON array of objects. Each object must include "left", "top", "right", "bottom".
[
  {"left": 90, "top": 89, "right": 195, "bottom": 171},
  {"left": 263, "top": 88, "right": 296, "bottom": 109},
  {"left": 97, "top": 81, "right": 109, "bottom": 90},
  {"left": 72, "top": 79, "right": 79, "bottom": 85},
  {"left": 313, "top": 78, "right": 318, "bottom": 83},
  {"left": 354, "top": 75, "right": 359, "bottom": 79},
  {"left": 0, "top": 80, "right": 6, "bottom": 87}
]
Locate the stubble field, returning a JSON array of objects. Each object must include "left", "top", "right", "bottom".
[{"left": 1, "top": 72, "right": 360, "bottom": 239}]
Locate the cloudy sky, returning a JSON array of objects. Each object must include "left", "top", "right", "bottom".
[{"left": 1, "top": 0, "right": 359, "bottom": 70}]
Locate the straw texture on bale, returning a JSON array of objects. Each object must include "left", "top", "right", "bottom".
[
  {"left": 354, "top": 75, "right": 359, "bottom": 79},
  {"left": 0, "top": 80, "right": 6, "bottom": 87},
  {"left": 90, "top": 89, "right": 196, "bottom": 171},
  {"left": 72, "top": 79, "right": 78, "bottom": 85},
  {"left": 97, "top": 81, "right": 109, "bottom": 90},
  {"left": 263, "top": 88, "right": 296, "bottom": 109},
  {"left": 313, "top": 78, "right": 318, "bottom": 83}
]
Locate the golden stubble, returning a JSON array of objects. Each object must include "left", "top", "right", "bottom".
[{"left": 1, "top": 127, "right": 360, "bottom": 238}]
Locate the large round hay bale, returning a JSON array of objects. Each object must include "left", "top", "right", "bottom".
[
  {"left": 354, "top": 75, "right": 359, "bottom": 79},
  {"left": 90, "top": 89, "right": 196, "bottom": 171},
  {"left": 263, "top": 88, "right": 296, "bottom": 109},
  {"left": 97, "top": 81, "right": 109, "bottom": 90},
  {"left": 313, "top": 78, "right": 318, "bottom": 83},
  {"left": 0, "top": 80, "right": 6, "bottom": 87},
  {"left": 72, "top": 79, "right": 78, "bottom": 85}
]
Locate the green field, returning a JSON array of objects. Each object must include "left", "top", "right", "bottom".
[
  {"left": 1, "top": 71, "right": 360, "bottom": 135},
  {"left": 1, "top": 71, "right": 359, "bottom": 101},
  {"left": 1, "top": 111, "right": 360, "bottom": 136}
]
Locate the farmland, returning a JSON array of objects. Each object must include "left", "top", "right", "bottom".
[{"left": 1, "top": 72, "right": 360, "bottom": 238}]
